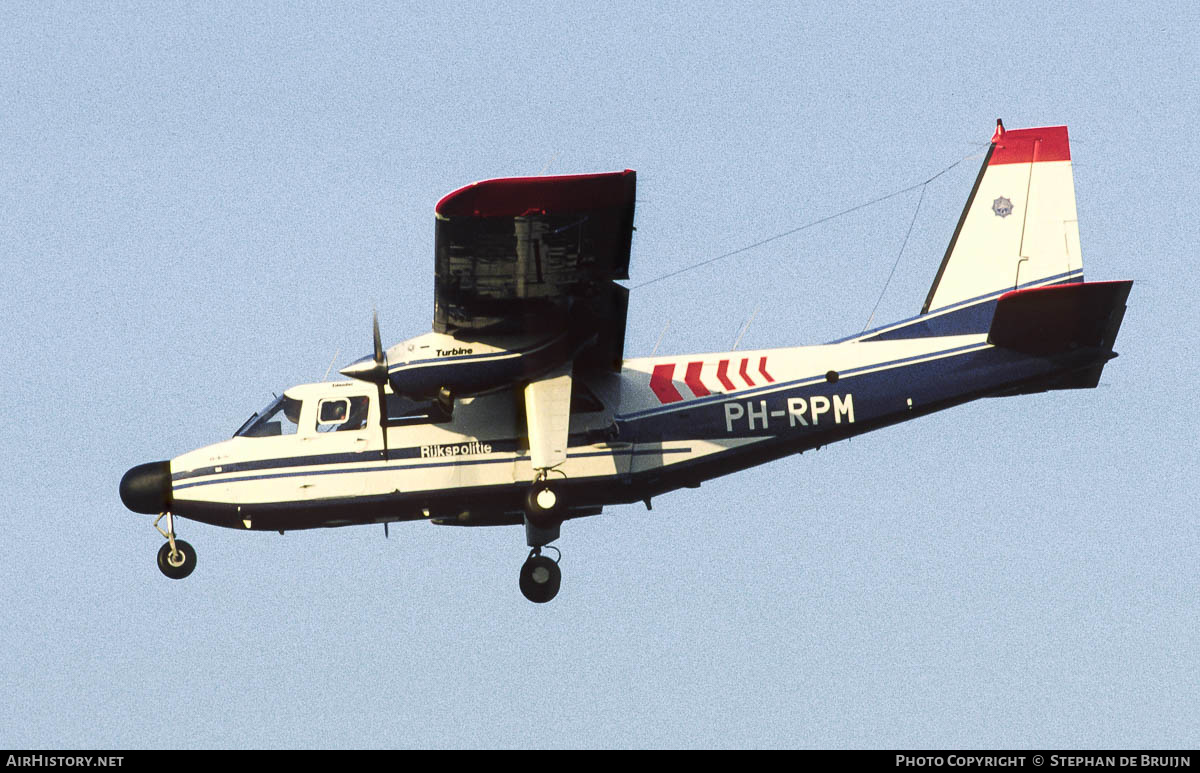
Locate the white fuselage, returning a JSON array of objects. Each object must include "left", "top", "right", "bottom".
[{"left": 166, "top": 329, "right": 1026, "bottom": 530}]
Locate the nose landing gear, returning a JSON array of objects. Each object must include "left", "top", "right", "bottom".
[{"left": 153, "top": 512, "right": 196, "bottom": 580}]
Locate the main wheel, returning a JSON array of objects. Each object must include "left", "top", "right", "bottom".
[
  {"left": 157, "top": 539, "right": 197, "bottom": 580},
  {"left": 524, "top": 480, "right": 563, "bottom": 529},
  {"left": 519, "top": 554, "right": 561, "bottom": 603}
]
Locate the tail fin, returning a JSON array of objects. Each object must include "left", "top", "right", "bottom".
[{"left": 922, "top": 121, "right": 1084, "bottom": 315}]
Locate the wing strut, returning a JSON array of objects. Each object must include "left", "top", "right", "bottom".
[
  {"left": 522, "top": 364, "right": 572, "bottom": 531},
  {"left": 524, "top": 365, "right": 572, "bottom": 472}
]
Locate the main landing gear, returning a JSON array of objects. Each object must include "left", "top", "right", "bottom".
[
  {"left": 153, "top": 512, "right": 196, "bottom": 580},
  {"left": 524, "top": 476, "right": 563, "bottom": 529},
  {"left": 519, "top": 472, "right": 564, "bottom": 603},
  {"left": 519, "top": 547, "right": 561, "bottom": 604}
]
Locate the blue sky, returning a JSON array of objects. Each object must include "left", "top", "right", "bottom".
[{"left": 2, "top": 1, "right": 1197, "bottom": 748}]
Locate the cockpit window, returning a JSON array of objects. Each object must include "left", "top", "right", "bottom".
[
  {"left": 236, "top": 394, "right": 303, "bottom": 437},
  {"left": 317, "top": 396, "right": 369, "bottom": 432}
]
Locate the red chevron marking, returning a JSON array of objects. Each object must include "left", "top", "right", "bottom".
[
  {"left": 739, "top": 358, "right": 756, "bottom": 387},
  {"left": 650, "top": 363, "right": 683, "bottom": 404},
  {"left": 716, "top": 359, "right": 736, "bottom": 391},
  {"left": 684, "top": 361, "right": 710, "bottom": 397},
  {"left": 759, "top": 356, "right": 775, "bottom": 383}
]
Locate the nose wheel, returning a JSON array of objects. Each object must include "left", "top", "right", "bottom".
[
  {"left": 157, "top": 539, "right": 196, "bottom": 579},
  {"left": 519, "top": 547, "right": 561, "bottom": 603},
  {"left": 153, "top": 512, "right": 197, "bottom": 580}
]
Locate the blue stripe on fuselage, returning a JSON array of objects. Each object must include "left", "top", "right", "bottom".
[
  {"left": 834, "top": 269, "right": 1084, "bottom": 343},
  {"left": 617, "top": 338, "right": 1091, "bottom": 443},
  {"left": 616, "top": 341, "right": 990, "bottom": 423},
  {"left": 172, "top": 447, "right": 693, "bottom": 493}
]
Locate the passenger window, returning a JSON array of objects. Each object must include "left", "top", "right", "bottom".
[
  {"left": 316, "top": 396, "right": 369, "bottom": 432},
  {"left": 320, "top": 399, "right": 349, "bottom": 423}
]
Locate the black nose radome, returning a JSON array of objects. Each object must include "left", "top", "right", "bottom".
[{"left": 119, "top": 460, "right": 172, "bottom": 514}]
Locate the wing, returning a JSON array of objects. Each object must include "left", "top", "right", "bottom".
[{"left": 433, "top": 170, "right": 636, "bottom": 372}]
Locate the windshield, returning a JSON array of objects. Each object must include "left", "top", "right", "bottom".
[{"left": 235, "top": 394, "right": 303, "bottom": 438}]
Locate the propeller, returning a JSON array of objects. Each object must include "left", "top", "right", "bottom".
[{"left": 340, "top": 311, "right": 391, "bottom": 461}]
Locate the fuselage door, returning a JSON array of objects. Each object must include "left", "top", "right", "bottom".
[{"left": 295, "top": 393, "right": 375, "bottom": 499}]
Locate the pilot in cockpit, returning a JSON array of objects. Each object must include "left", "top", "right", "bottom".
[{"left": 343, "top": 397, "right": 368, "bottom": 431}]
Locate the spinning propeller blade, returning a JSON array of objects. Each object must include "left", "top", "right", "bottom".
[
  {"left": 372, "top": 311, "right": 390, "bottom": 462},
  {"left": 373, "top": 309, "right": 384, "bottom": 370},
  {"left": 376, "top": 383, "right": 389, "bottom": 461},
  {"left": 339, "top": 311, "right": 391, "bottom": 461}
]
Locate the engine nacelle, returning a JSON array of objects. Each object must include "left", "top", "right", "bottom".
[{"left": 342, "top": 330, "right": 567, "bottom": 400}]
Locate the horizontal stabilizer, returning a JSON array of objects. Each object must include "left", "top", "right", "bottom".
[{"left": 987, "top": 280, "right": 1132, "bottom": 355}]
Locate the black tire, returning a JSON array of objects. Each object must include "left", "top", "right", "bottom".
[
  {"left": 157, "top": 540, "right": 197, "bottom": 580},
  {"left": 519, "top": 554, "right": 561, "bottom": 603},
  {"left": 524, "top": 480, "right": 563, "bottom": 529}
]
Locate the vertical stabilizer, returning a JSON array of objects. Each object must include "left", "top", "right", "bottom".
[{"left": 922, "top": 121, "right": 1084, "bottom": 314}]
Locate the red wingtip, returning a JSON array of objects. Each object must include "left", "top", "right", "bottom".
[
  {"left": 992, "top": 118, "right": 1005, "bottom": 143},
  {"left": 435, "top": 169, "right": 636, "bottom": 218}
]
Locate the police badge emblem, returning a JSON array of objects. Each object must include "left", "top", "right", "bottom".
[{"left": 993, "top": 196, "right": 1014, "bottom": 217}]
